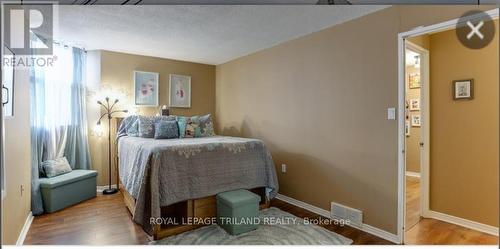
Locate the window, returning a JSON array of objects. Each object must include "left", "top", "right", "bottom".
[{"left": 32, "top": 37, "right": 78, "bottom": 128}]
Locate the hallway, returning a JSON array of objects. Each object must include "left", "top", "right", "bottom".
[{"left": 404, "top": 176, "right": 498, "bottom": 245}]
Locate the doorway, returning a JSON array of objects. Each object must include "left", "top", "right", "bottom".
[
  {"left": 397, "top": 9, "right": 499, "bottom": 244},
  {"left": 403, "top": 41, "right": 429, "bottom": 235}
]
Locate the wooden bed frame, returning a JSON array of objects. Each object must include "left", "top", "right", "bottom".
[
  {"left": 115, "top": 117, "right": 270, "bottom": 240},
  {"left": 121, "top": 184, "right": 270, "bottom": 240}
]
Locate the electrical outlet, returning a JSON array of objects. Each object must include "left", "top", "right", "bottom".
[
  {"left": 20, "top": 185, "right": 24, "bottom": 196},
  {"left": 281, "top": 164, "right": 287, "bottom": 173}
]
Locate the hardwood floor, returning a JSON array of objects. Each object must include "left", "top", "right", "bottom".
[
  {"left": 405, "top": 176, "right": 421, "bottom": 231},
  {"left": 24, "top": 193, "right": 150, "bottom": 245},
  {"left": 405, "top": 218, "right": 499, "bottom": 245},
  {"left": 270, "top": 198, "right": 392, "bottom": 245},
  {"left": 24, "top": 188, "right": 498, "bottom": 245},
  {"left": 24, "top": 192, "right": 391, "bottom": 245},
  {"left": 404, "top": 176, "right": 498, "bottom": 245}
]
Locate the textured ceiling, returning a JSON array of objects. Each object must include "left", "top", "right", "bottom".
[{"left": 57, "top": 5, "right": 387, "bottom": 64}]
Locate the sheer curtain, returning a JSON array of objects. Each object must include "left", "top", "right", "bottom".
[{"left": 30, "top": 37, "right": 91, "bottom": 215}]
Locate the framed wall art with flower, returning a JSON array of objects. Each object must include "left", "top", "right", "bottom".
[
  {"left": 169, "top": 74, "right": 191, "bottom": 108},
  {"left": 134, "top": 71, "right": 159, "bottom": 106}
]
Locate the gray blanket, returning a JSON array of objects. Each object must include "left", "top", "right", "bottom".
[{"left": 118, "top": 136, "right": 279, "bottom": 235}]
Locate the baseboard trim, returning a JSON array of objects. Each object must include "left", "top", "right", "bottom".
[
  {"left": 97, "top": 184, "right": 118, "bottom": 193},
  {"left": 16, "top": 211, "right": 33, "bottom": 245},
  {"left": 276, "top": 193, "right": 331, "bottom": 218},
  {"left": 405, "top": 171, "right": 420, "bottom": 178},
  {"left": 427, "top": 210, "right": 499, "bottom": 236},
  {"left": 275, "top": 194, "right": 400, "bottom": 244}
]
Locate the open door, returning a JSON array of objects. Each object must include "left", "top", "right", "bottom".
[{"left": 403, "top": 40, "right": 429, "bottom": 243}]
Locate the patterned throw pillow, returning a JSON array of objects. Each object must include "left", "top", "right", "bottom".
[
  {"left": 138, "top": 116, "right": 155, "bottom": 138},
  {"left": 154, "top": 120, "right": 179, "bottom": 139},
  {"left": 154, "top": 115, "right": 176, "bottom": 123},
  {"left": 127, "top": 119, "right": 139, "bottom": 137},
  {"left": 117, "top": 115, "right": 139, "bottom": 138},
  {"left": 185, "top": 120, "right": 198, "bottom": 138},
  {"left": 42, "top": 157, "right": 72, "bottom": 178},
  {"left": 177, "top": 116, "right": 199, "bottom": 138},
  {"left": 197, "top": 114, "right": 215, "bottom": 137}
]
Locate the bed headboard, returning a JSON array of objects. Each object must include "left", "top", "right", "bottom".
[{"left": 116, "top": 117, "right": 124, "bottom": 132}]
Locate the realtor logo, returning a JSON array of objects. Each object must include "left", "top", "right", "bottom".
[
  {"left": 456, "top": 10, "right": 495, "bottom": 50},
  {"left": 2, "top": 2, "right": 54, "bottom": 55}
]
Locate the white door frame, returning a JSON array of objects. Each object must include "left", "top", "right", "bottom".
[
  {"left": 404, "top": 40, "right": 430, "bottom": 219},
  {"left": 396, "top": 8, "right": 499, "bottom": 244}
]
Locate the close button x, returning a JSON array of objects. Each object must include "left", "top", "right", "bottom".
[{"left": 466, "top": 20, "right": 484, "bottom": 40}]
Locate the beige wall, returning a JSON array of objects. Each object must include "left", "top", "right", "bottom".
[
  {"left": 1, "top": 68, "right": 32, "bottom": 244},
  {"left": 408, "top": 35, "right": 430, "bottom": 51},
  {"left": 88, "top": 51, "right": 216, "bottom": 185},
  {"left": 428, "top": 20, "right": 499, "bottom": 227},
  {"left": 405, "top": 65, "right": 422, "bottom": 173},
  {"left": 215, "top": 6, "right": 497, "bottom": 234}
]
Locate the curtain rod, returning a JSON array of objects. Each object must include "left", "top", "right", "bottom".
[
  {"left": 53, "top": 41, "right": 87, "bottom": 53},
  {"left": 32, "top": 31, "right": 87, "bottom": 53}
]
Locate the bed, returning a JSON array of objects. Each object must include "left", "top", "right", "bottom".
[{"left": 115, "top": 117, "right": 279, "bottom": 240}]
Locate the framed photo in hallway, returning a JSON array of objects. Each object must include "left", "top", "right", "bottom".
[
  {"left": 411, "top": 114, "right": 421, "bottom": 127},
  {"left": 408, "top": 73, "right": 420, "bottom": 89},
  {"left": 453, "top": 79, "right": 474, "bottom": 100},
  {"left": 409, "top": 99, "right": 420, "bottom": 111}
]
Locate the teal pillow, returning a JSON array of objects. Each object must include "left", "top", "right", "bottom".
[
  {"left": 154, "top": 121, "right": 179, "bottom": 139},
  {"left": 177, "top": 117, "right": 187, "bottom": 138}
]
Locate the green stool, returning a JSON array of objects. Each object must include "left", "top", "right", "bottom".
[
  {"left": 39, "top": 170, "right": 97, "bottom": 213},
  {"left": 216, "top": 189, "right": 260, "bottom": 235}
]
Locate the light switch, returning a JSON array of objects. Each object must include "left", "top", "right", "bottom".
[
  {"left": 281, "top": 164, "right": 287, "bottom": 173},
  {"left": 387, "top": 108, "right": 396, "bottom": 120}
]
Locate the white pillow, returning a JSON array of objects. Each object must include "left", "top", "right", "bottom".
[{"left": 42, "top": 157, "right": 72, "bottom": 178}]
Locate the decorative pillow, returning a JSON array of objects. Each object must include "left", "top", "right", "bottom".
[
  {"left": 154, "top": 120, "right": 179, "bottom": 139},
  {"left": 154, "top": 115, "right": 176, "bottom": 123},
  {"left": 197, "top": 114, "right": 215, "bottom": 137},
  {"left": 41, "top": 157, "right": 72, "bottom": 178},
  {"left": 127, "top": 119, "right": 139, "bottom": 137},
  {"left": 177, "top": 116, "right": 199, "bottom": 138},
  {"left": 138, "top": 116, "right": 155, "bottom": 138},
  {"left": 117, "top": 115, "right": 139, "bottom": 138}
]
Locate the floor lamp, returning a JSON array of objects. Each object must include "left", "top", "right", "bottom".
[{"left": 96, "top": 97, "right": 128, "bottom": 195}]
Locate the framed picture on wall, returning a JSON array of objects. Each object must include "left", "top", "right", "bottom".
[
  {"left": 169, "top": 74, "right": 191, "bottom": 108},
  {"left": 411, "top": 114, "right": 421, "bottom": 127},
  {"left": 134, "top": 71, "right": 159, "bottom": 106},
  {"left": 2, "top": 46, "right": 15, "bottom": 117},
  {"left": 408, "top": 73, "right": 420, "bottom": 89},
  {"left": 409, "top": 99, "right": 420, "bottom": 111},
  {"left": 453, "top": 79, "right": 473, "bottom": 100}
]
